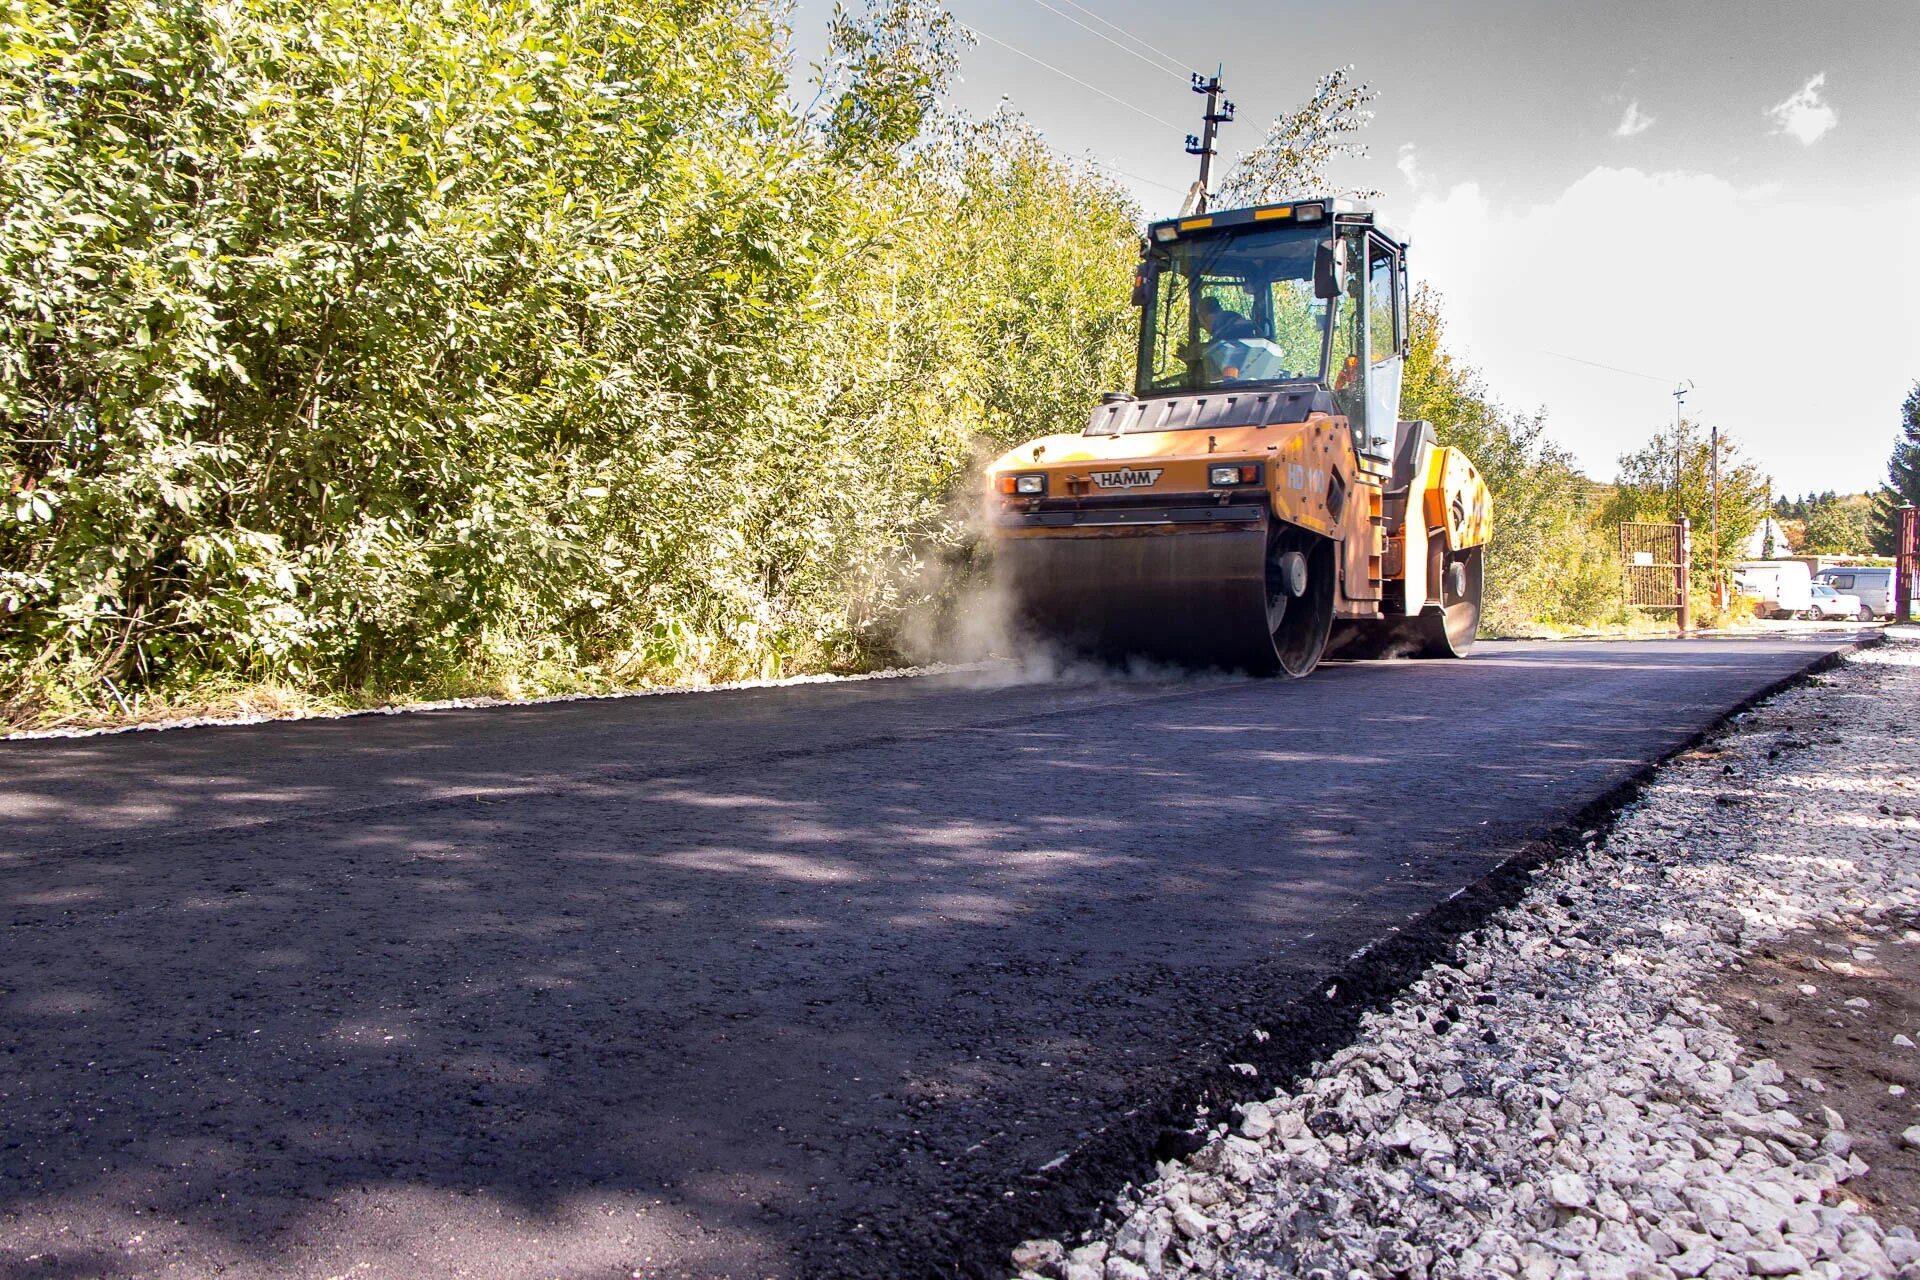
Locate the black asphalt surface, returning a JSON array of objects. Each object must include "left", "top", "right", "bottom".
[{"left": 0, "top": 637, "right": 1858, "bottom": 1280}]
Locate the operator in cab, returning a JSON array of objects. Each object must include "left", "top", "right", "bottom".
[{"left": 1197, "top": 296, "right": 1255, "bottom": 342}]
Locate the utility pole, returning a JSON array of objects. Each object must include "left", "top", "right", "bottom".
[
  {"left": 1670, "top": 380, "right": 1693, "bottom": 515},
  {"left": 1182, "top": 69, "right": 1234, "bottom": 215},
  {"left": 1710, "top": 424, "right": 1722, "bottom": 608}
]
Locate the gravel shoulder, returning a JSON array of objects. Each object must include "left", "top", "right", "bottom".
[
  {"left": 1714, "top": 910, "right": 1920, "bottom": 1236},
  {"left": 1013, "top": 631, "right": 1920, "bottom": 1280}
]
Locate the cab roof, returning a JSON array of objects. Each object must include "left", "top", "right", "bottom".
[{"left": 1146, "top": 196, "right": 1409, "bottom": 249}]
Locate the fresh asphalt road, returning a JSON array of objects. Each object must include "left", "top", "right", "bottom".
[{"left": 0, "top": 636, "right": 1859, "bottom": 1280}]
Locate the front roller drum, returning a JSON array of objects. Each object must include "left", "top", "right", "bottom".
[{"left": 996, "top": 521, "right": 1336, "bottom": 677}]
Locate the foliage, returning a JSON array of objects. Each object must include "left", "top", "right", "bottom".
[
  {"left": 0, "top": 0, "right": 1662, "bottom": 723},
  {"left": 1604, "top": 420, "right": 1769, "bottom": 583},
  {"left": 1402, "top": 289, "right": 1622, "bottom": 631},
  {"left": 1869, "top": 380, "right": 1920, "bottom": 554},
  {"left": 1775, "top": 490, "right": 1843, "bottom": 521},
  {"left": 1798, "top": 494, "right": 1874, "bottom": 556},
  {"left": 1775, "top": 489, "right": 1875, "bottom": 555},
  {"left": 0, "top": 0, "right": 1139, "bottom": 722},
  {"left": 812, "top": 0, "right": 967, "bottom": 169},
  {"left": 1213, "top": 66, "right": 1377, "bottom": 208}
]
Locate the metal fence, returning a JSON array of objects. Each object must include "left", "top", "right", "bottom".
[{"left": 1619, "top": 519, "right": 1692, "bottom": 631}]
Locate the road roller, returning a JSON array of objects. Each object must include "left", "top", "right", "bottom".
[{"left": 984, "top": 197, "right": 1492, "bottom": 677}]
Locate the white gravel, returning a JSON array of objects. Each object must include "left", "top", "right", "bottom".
[{"left": 1013, "top": 631, "right": 1920, "bottom": 1280}]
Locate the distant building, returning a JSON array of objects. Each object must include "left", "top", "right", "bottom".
[{"left": 1744, "top": 517, "right": 1790, "bottom": 559}]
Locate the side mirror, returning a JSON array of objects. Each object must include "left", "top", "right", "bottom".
[
  {"left": 1313, "top": 239, "right": 1347, "bottom": 300},
  {"left": 1130, "top": 265, "right": 1148, "bottom": 308}
]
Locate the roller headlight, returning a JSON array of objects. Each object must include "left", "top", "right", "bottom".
[
  {"left": 998, "top": 473, "right": 1047, "bottom": 496},
  {"left": 1209, "top": 463, "right": 1261, "bottom": 487}
]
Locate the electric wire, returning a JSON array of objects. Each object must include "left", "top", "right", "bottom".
[
  {"left": 1542, "top": 350, "right": 1682, "bottom": 386},
  {"left": 941, "top": 8, "right": 1194, "bottom": 202},
  {"left": 1041, "top": 0, "right": 1196, "bottom": 79},
  {"left": 972, "top": 102, "right": 1186, "bottom": 198},
  {"left": 1067, "top": 149, "right": 1186, "bottom": 196},
  {"left": 962, "top": 23, "right": 1182, "bottom": 131},
  {"left": 983, "top": 95, "right": 1187, "bottom": 198},
  {"left": 1019, "top": 0, "right": 1191, "bottom": 86}
]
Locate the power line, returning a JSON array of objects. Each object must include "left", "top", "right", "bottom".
[
  {"left": 943, "top": 11, "right": 1192, "bottom": 202},
  {"left": 1070, "top": 149, "right": 1186, "bottom": 196},
  {"left": 1542, "top": 349, "right": 1681, "bottom": 386},
  {"left": 963, "top": 23, "right": 1182, "bottom": 132},
  {"left": 1042, "top": 0, "right": 1195, "bottom": 78},
  {"left": 975, "top": 106, "right": 1187, "bottom": 198},
  {"left": 1020, "top": 0, "right": 1190, "bottom": 85}
]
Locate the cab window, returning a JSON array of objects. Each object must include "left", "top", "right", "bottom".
[
  {"left": 1367, "top": 240, "right": 1399, "bottom": 364},
  {"left": 1327, "top": 230, "right": 1364, "bottom": 405}
]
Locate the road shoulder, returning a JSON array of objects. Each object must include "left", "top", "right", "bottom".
[{"left": 1010, "top": 634, "right": 1920, "bottom": 1280}]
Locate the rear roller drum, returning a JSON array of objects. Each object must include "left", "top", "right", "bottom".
[
  {"left": 1325, "top": 541, "right": 1484, "bottom": 660},
  {"left": 1413, "top": 544, "right": 1483, "bottom": 658},
  {"left": 1264, "top": 526, "right": 1335, "bottom": 677}
]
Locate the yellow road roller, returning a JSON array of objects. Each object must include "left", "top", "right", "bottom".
[{"left": 985, "top": 197, "right": 1491, "bottom": 677}]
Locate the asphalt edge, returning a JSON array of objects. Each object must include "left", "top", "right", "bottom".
[{"left": 925, "top": 633, "right": 1883, "bottom": 1280}]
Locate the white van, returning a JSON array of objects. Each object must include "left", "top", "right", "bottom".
[
  {"left": 1814, "top": 566, "right": 1900, "bottom": 618},
  {"left": 1736, "top": 560, "right": 1812, "bottom": 619}
]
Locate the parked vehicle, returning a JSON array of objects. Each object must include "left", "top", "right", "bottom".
[
  {"left": 1804, "top": 582, "right": 1866, "bottom": 620},
  {"left": 1813, "top": 566, "right": 1901, "bottom": 618},
  {"left": 1736, "top": 560, "right": 1812, "bottom": 619}
]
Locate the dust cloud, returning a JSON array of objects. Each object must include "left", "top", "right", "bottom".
[{"left": 880, "top": 473, "right": 1241, "bottom": 690}]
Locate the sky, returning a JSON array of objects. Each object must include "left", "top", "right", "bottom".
[{"left": 786, "top": 0, "right": 1920, "bottom": 495}]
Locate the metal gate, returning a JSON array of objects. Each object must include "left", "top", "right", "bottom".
[{"left": 1619, "top": 519, "right": 1692, "bottom": 631}]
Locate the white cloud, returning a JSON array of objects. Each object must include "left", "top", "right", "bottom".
[
  {"left": 1766, "top": 73, "right": 1837, "bottom": 145},
  {"left": 1395, "top": 142, "right": 1421, "bottom": 190},
  {"left": 1613, "top": 101, "right": 1655, "bottom": 138},
  {"left": 1404, "top": 166, "right": 1920, "bottom": 493}
]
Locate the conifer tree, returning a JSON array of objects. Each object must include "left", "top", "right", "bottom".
[{"left": 1870, "top": 381, "right": 1920, "bottom": 554}]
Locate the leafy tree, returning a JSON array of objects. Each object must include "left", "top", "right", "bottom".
[
  {"left": 1605, "top": 421, "right": 1769, "bottom": 581},
  {"left": 1801, "top": 494, "right": 1872, "bottom": 555},
  {"left": 811, "top": 0, "right": 967, "bottom": 169},
  {"left": 1213, "top": 66, "right": 1378, "bottom": 207},
  {"left": 0, "top": 0, "right": 1148, "bottom": 722},
  {"left": 0, "top": 0, "right": 1650, "bottom": 722},
  {"left": 1870, "top": 380, "right": 1920, "bottom": 554}
]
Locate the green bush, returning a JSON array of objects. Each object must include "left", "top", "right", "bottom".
[
  {"left": 0, "top": 0, "right": 1138, "bottom": 721},
  {"left": 0, "top": 1, "right": 1660, "bottom": 724}
]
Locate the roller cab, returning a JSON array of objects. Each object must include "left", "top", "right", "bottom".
[{"left": 986, "top": 198, "right": 1491, "bottom": 677}]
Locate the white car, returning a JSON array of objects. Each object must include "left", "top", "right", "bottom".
[{"left": 1803, "top": 582, "right": 1868, "bottom": 621}]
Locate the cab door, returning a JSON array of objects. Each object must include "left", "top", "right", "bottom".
[{"left": 1359, "top": 236, "right": 1404, "bottom": 462}]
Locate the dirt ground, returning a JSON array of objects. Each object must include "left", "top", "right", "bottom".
[{"left": 1715, "top": 911, "right": 1920, "bottom": 1234}]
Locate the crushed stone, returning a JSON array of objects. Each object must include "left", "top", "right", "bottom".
[{"left": 1010, "top": 633, "right": 1920, "bottom": 1280}]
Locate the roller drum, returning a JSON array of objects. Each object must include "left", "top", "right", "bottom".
[{"left": 995, "top": 524, "right": 1285, "bottom": 673}]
